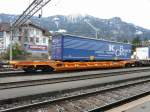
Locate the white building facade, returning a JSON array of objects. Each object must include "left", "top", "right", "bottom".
[
  {"left": 18, "top": 23, "right": 50, "bottom": 56},
  {"left": 0, "top": 22, "right": 51, "bottom": 57},
  {"left": 0, "top": 23, "right": 10, "bottom": 53}
]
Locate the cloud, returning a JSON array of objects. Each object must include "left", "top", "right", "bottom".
[{"left": 0, "top": 0, "right": 150, "bottom": 29}]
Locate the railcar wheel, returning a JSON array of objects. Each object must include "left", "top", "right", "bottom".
[
  {"left": 133, "top": 61, "right": 142, "bottom": 67},
  {"left": 23, "top": 67, "right": 36, "bottom": 73},
  {"left": 41, "top": 67, "right": 54, "bottom": 72},
  {"left": 125, "top": 63, "right": 131, "bottom": 68}
]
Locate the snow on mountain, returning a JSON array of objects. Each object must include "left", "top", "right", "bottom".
[{"left": 0, "top": 13, "right": 150, "bottom": 41}]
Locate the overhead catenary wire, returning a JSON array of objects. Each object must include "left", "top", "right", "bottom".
[
  {"left": 12, "top": 0, "right": 52, "bottom": 28},
  {"left": 12, "top": 0, "right": 37, "bottom": 28},
  {"left": 21, "top": 0, "right": 52, "bottom": 26}
]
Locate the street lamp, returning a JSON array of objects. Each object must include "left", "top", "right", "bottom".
[{"left": 84, "top": 19, "right": 99, "bottom": 39}]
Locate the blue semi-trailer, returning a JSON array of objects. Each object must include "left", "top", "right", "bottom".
[{"left": 51, "top": 34, "right": 132, "bottom": 61}]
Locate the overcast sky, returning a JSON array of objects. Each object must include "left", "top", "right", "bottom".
[{"left": 1, "top": 0, "right": 150, "bottom": 29}]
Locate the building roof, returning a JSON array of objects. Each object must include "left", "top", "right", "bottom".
[
  {"left": 0, "top": 22, "right": 51, "bottom": 36},
  {"left": 22, "top": 21, "right": 51, "bottom": 36}
]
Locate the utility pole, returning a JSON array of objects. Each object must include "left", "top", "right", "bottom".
[
  {"left": 84, "top": 19, "right": 99, "bottom": 39},
  {"left": 9, "top": 0, "right": 53, "bottom": 61},
  {"left": 9, "top": 25, "right": 13, "bottom": 61}
]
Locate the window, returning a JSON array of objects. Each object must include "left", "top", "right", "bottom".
[
  {"left": 36, "top": 29, "right": 40, "bottom": 35},
  {"left": 29, "top": 28, "right": 34, "bottom": 36},
  {"left": 30, "top": 37, "right": 34, "bottom": 43},
  {"left": 43, "top": 38, "right": 46, "bottom": 43},
  {"left": 24, "top": 37, "right": 28, "bottom": 42},
  {"left": 36, "top": 38, "right": 39, "bottom": 43},
  {"left": 0, "top": 32, "right": 4, "bottom": 38},
  {"left": 18, "top": 36, "right": 21, "bottom": 41},
  {"left": 24, "top": 29, "right": 29, "bottom": 37}
]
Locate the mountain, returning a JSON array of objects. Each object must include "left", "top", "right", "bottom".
[{"left": 0, "top": 13, "right": 150, "bottom": 41}]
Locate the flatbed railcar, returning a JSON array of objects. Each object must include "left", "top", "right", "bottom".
[
  {"left": 10, "top": 60, "right": 135, "bottom": 72},
  {"left": 10, "top": 34, "right": 136, "bottom": 72}
]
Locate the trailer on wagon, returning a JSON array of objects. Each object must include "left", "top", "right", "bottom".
[{"left": 10, "top": 34, "right": 135, "bottom": 72}]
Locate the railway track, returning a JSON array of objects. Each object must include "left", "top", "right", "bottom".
[
  {"left": 0, "top": 67, "right": 150, "bottom": 78},
  {"left": 1, "top": 67, "right": 150, "bottom": 90},
  {"left": 0, "top": 75, "right": 150, "bottom": 112}
]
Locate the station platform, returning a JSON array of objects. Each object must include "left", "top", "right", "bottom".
[{"left": 126, "top": 101, "right": 150, "bottom": 112}]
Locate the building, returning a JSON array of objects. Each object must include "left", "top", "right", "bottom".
[
  {"left": 0, "top": 22, "right": 51, "bottom": 58},
  {"left": 0, "top": 23, "right": 10, "bottom": 53},
  {"left": 16, "top": 22, "right": 51, "bottom": 57}
]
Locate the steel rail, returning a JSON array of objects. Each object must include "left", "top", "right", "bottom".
[
  {"left": 0, "top": 67, "right": 150, "bottom": 77},
  {"left": 87, "top": 91, "right": 150, "bottom": 112},
  {"left": 1, "top": 67, "right": 150, "bottom": 90},
  {"left": 1, "top": 77, "right": 150, "bottom": 112}
]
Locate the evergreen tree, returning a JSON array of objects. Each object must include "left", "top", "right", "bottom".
[
  {"left": 123, "top": 39, "right": 128, "bottom": 43},
  {"left": 132, "top": 36, "right": 141, "bottom": 47},
  {"left": 143, "top": 37, "right": 149, "bottom": 46},
  {"left": 1, "top": 43, "right": 30, "bottom": 60}
]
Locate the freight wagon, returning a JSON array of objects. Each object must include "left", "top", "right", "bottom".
[
  {"left": 10, "top": 34, "right": 135, "bottom": 72},
  {"left": 132, "top": 47, "right": 150, "bottom": 66}
]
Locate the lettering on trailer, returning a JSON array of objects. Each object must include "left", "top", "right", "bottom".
[
  {"left": 109, "top": 44, "right": 131, "bottom": 56},
  {"left": 52, "top": 38, "right": 60, "bottom": 45},
  {"left": 52, "top": 37, "right": 62, "bottom": 59}
]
